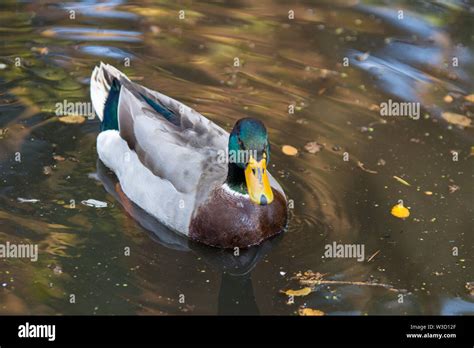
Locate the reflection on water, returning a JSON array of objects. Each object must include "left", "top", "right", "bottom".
[{"left": 0, "top": 0, "right": 472, "bottom": 315}]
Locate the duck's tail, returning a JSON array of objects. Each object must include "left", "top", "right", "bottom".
[{"left": 90, "top": 62, "right": 129, "bottom": 125}]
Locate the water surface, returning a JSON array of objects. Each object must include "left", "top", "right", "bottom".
[{"left": 0, "top": 0, "right": 473, "bottom": 315}]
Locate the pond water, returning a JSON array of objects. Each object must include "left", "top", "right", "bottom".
[{"left": 0, "top": 0, "right": 473, "bottom": 315}]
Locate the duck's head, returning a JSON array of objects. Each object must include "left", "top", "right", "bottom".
[{"left": 226, "top": 118, "right": 274, "bottom": 206}]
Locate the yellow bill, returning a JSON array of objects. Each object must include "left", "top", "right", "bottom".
[{"left": 244, "top": 155, "right": 274, "bottom": 205}]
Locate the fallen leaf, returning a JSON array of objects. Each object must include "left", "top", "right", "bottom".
[
  {"left": 393, "top": 175, "right": 411, "bottom": 186},
  {"left": 448, "top": 184, "right": 460, "bottom": 193},
  {"left": 0, "top": 128, "right": 9, "bottom": 139},
  {"left": 53, "top": 155, "right": 66, "bottom": 162},
  {"left": 149, "top": 25, "right": 161, "bottom": 35},
  {"left": 281, "top": 287, "right": 312, "bottom": 297},
  {"left": 58, "top": 115, "right": 86, "bottom": 124},
  {"left": 282, "top": 145, "right": 298, "bottom": 156},
  {"left": 465, "top": 94, "right": 474, "bottom": 103},
  {"left": 356, "top": 52, "right": 370, "bottom": 61},
  {"left": 441, "top": 112, "right": 471, "bottom": 127},
  {"left": 357, "top": 161, "right": 378, "bottom": 174},
  {"left": 31, "top": 46, "right": 49, "bottom": 55},
  {"left": 369, "top": 104, "right": 380, "bottom": 111},
  {"left": 298, "top": 307, "right": 325, "bottom": 316},
  {"left": 304, "top": 141, "right": 323, "bottom": 154},
  {"left": 391, "top": 203, "right": 410, "bottom": 219},
  {"left": 81, "top": 199, "right": 108, "bottom": 208},
  {"left": 443, "top": 95, "right": 453, "bottom": 103},
  {"left": 17, "top": 198, "right": 40, "bottom": 203},
  {"left": 424, "top": 191, "right": 433, "bottom": 195},
  {"left": 466, "top": 282, "right": 474, "bottom": 296}
]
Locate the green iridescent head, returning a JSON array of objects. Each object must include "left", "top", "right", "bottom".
[{"left": 227, "top": 118, "right": 273, "bottom": 205}]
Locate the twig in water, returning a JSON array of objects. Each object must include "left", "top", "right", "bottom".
[
  {"left": 293, "top": 271, "right": 406, "bottom": 293},
  {"left": 367, "top": 249, "right": 380, "bottom": 262}
]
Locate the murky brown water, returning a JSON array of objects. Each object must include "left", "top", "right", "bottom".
[{"left": 0, "top": 0, "right": 473, "bottom": 315}]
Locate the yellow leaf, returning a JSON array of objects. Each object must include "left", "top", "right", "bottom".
[
  {"left": 282, "top": 287, "right": 312, "bottom": 297},
  {"left": 442, "top": 112, "right": 471, "bottom": 127},
  {"left": 282, "top": 145, "right": 298, "bottom": 156},
  {"left": 443, "top": 95, "right": 453, "bottom": 103},
  {"left": 58, "top": 115, "right": 86, "bottom": 124},
  {"left": 393, "top": 175, "right": 411, "bottom": 186},
  {"left": 465, "top": 94, "right": 474, "bottom": 103},
  {"left": 391, "top": 204, "right": 410, "bottom": 219},
  {"left": 299, "top": 307, "right": 325, "bottom": 316}
]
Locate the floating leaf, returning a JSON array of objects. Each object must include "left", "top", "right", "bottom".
[
  {"left": 304, "top": 141, "right": 323, "bottom": 154},
  {"left": 466, "top": 282, "right": 474, "bottom": 296},
  {"left": 448, "top": 184, "right": 460, "bottom": 193},
  {"left": 393, "top": 175, "right": 411, "bottom": 186},
  {"left": 58, "top": 115, "right": 86, "bottom": 124},
  {"left": 53, "top": 155, "right": 65, "bottom": 162},
  {"left": 81, "top": 199, "right": 108, "bottom": 208},
  {"left": 282, "top": 145, "right": 298, "bottom": 156},
  {"left": 441, "top": 112, "right": 471, "bottom": 127},
  {"left": 424, "top": 191, "right": 433, "bottom": 195},
  {"left": 356, "top": 52, "right": 370, "bottom": 62},
  {"left": 443, "top": 95, "right": 453, "bottom": 103},
  {"left": 465, "top": 94, "right": 474, "bottom": 103},
  {"left": 17, "top": 198, "right": 40, "bottom": 203},
  {"left": 298, "top": 307, "right": 325, "bottom": 316},
  {"left": 281, "top": 287, "right": 312, "bottom": 297},
  {"left": 357, "top": 161, "right": 377, "bottom": 174},
  {"left": 391, "top": 204, "right": 410, "bottom": 218},
  {"left": 369, "top": 104, "right": 380, "bottom": 111},
  {"left": 31, "top": 46, "right": 49, "bottom": 55}
]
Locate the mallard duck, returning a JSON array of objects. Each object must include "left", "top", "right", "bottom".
[{"left": 90, "top": 63, "right": 288, "bottom": 248}]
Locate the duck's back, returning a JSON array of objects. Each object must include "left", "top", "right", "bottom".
[{"left": 91, "top": 63, "right": 228, "bottom": 235}]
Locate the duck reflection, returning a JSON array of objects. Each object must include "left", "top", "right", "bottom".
[{"left": 96, "top": 159, "right": 281, "bottom": 315}]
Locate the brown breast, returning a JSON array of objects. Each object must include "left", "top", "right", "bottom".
[{"left": 189, "top": 186, "right": 288, "bottom": 248}]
